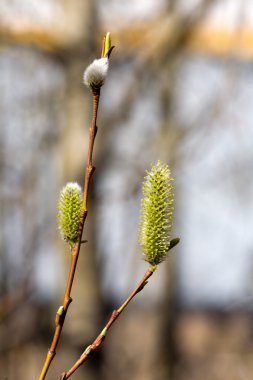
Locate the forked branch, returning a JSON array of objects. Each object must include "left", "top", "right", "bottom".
[{"left": 58, "top": 265, "right": 156, "bottom": 380}]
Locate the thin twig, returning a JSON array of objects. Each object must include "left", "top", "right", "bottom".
[
  {"left": 58, "top": 265, "right": 156, "bottom": 380},
  {"left": 38, "top": 89, "right": 100, "bottom": 380}
]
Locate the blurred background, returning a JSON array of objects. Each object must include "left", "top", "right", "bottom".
[{"left": 1, "top": 1, "right": 253, "bottom": 379}]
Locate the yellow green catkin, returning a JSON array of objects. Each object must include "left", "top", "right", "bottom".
[
  {"left": 57, "top": 182, "right": 83, "bottom": 247},
  {"left": 139, "top": 161, "right": 174, "bottom": 265}
]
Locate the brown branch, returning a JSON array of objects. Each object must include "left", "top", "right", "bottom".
[
  {"left": 38, "top": 81, "right": 101, "bottom": 380},
  {"left": 58, "top": 265, "right": 156, "bottom": 380}
]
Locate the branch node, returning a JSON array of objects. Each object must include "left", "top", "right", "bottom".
[
  {"left": 55, "top": 306, "right": 65, "bottom": 326},
  {"left": 82, "top": 345, "right": 92, "bottom": 357},
  {"left": 67, "top": 297, "right": 73, "bottom": 306},
  {"left": 94, "top": 125, "right": 98, "bottom": 137},
  {"left": 101, "top": 327, "right": 107, "bottom": 338},
  {"left": 91, "top": 166, "right": 96, "bottom": 175}
]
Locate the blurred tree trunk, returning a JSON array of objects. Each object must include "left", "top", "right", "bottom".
[{"left": 0, "top": 1, "right": 106, "bottom": 380}]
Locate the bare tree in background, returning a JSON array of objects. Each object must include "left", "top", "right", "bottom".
[{"left": 1, "top": 1, "right": 253, "bottom": 380}]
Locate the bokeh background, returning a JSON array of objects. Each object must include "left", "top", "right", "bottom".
[{"left": 1, "top": 1, "right": 253, "bottom": 379}]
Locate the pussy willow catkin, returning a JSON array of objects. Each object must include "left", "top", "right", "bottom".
[
  {"left": 57, "top": 182, "right": 83, "bottom": 248},
  {"left": 139, "top": 161, "right": 174, "bottom": 265}
]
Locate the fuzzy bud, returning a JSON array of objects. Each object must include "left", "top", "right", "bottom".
[
  {"left": 57, "top": 182, "right": 83, "bottom": 247},
  {"left": 83, "top": 57, "right": 109, "bottom": 91},
  {"left": 139, "top": 161, "right": 174, "bottom": 265}
]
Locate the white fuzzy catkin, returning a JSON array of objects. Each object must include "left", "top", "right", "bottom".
[{"left": 83, "top": 57, "right": 109, "bottom": 90}]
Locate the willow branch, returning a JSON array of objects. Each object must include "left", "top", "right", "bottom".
[
  {"left": 58, "top": 265, "right": 157, "bottom": 380},
  {"left": 38, "top": 88, "right": 100, "bottom": 380}
]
